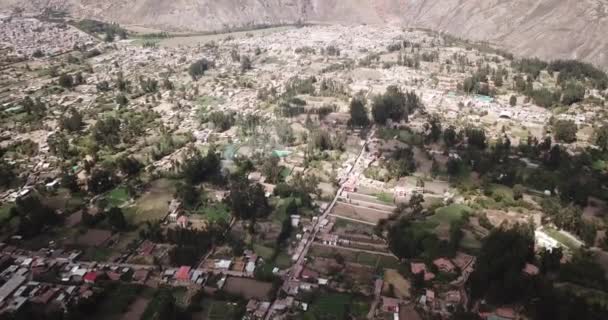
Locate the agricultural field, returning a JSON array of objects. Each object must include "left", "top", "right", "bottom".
[
  {"left": 223, "top": 277, "right": 274, "bottom": 300},
  {"left": 126, "top": 179, "right": 176, "bottom": 223}
]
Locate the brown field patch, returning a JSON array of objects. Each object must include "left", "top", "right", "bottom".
[
  {"left": 331, "top": 202, "right": 391, "bottom": 224},
  {"left": 73, "top": 229, "right": 113, "bottom": 247},
  {"left": 223, "top": 277, "right": 273, "bottom": 300},
  {"left": 121, "top": 298, "right": 149, "bottom": 320},
  {"left": 383, "top": 269, "right": 411, "bottom": 299}
]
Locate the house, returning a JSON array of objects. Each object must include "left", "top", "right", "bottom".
[
  {"left": 433, "top": 258, "right": 456, "bottom": 273},
  {"left": 175, "top": 266, "right": 191, "bottom": 282},
  {"left": 83, "top": 272, "right": 98, "bottom": 284},
  {"left": 247, "top": 299, "right": 259, "bottom": 313},
  {"left": 215, "top": 260, "right": 232, "bottom": 270},
  {"left": 167, "top": 199, "right": 182, "bottom": 222},
  {"left": 381, "top": 296, "right": 400, "bottom": 313},
  {"left": 410, "top": 262, "right": 435, "bottom": 281},
  {"left": 177, "top": 215, "right": 189, "bottom": 228},
  {"left": 0, "top": 274, "right": 27, "bottom": 302},
  {"left": 445, "top": 290, "right": 461, "bottom": 305},
  {"left": 300, "top": 268, "right": 319, "bottom": 280},
  {"left": 245, "top": 261, "right": 256, "bottom": 274},
  {"left": 45, "top": 179, "right": 59, "bottom": 191},
  {"left": 522, "top": 263, "right": 539, "bottom": 276},
  {"left": 133, "top": 269, "right": 150, "bottom": 283},
  {"left": 248, "top": 172, "right": 262, "bottom": 182}
]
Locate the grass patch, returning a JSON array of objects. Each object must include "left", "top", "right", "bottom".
[
  {"left": 307, "top": 293, "right": 351, "bottom": 319},
  {"left": 356, "top": 252, "right": 379, "bottom": 266},
  {"left": 84, "top": 247, "right": 113, "bottom": 262},
  {"left": 431, "top": 204, "right": 472, "bottom": 224},
  {"left": 275, "top": 252, "right": 292, "bottom": 268},
  {"left": 93, "top": 283, "right": 143, "bottom": 319},
  {"left": 198, "top": 203, "right": 231, "bottom": 223},
  {"left": 202, "top": 299, "right": 244, "bottom": 320},
  {"left": 375, "top": 192, "right": 394, "bottom": 204},
  {"left": 253, "top": 244, "right": 274, "bottom": 260},
  {"left": 106, "top": 186, "right": 129, "bottom": 207},
  {"left": 128, "top": 179, "right": 175, "bottom": 224},
  {"left": 351, "top": 297, "right": 371, "bottom": 318},
  {"left": 0, "top": 203, "right": 14, "bottom": 222},
  {"left": 377, "top": 255, "right": 401, "bottom": 269}
]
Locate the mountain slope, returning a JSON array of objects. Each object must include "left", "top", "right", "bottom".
[{"left": 2, "top": 0, "right": 608, "bottom": 68}]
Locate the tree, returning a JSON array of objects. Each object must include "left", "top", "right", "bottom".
[
  {"left": 387, "top": 147, "right": 417, "bottom": 178},
  {"left": 47, "top": 132, "right": 72, "bottom": 159},
  {"left": 107, "top": 207, "right": 127, "bottom": 230},
  {"left": 277, "top": 201, "right": 296, "bottom": 245},
  {"left": 425, "top": 114, "right": 442, "bottom": 142},
  {"left": 443, "top": 126, "right": 458, "bottom": 147},
  {"left": 92, "top": 116, "right": 121, "bottom": 147},
  {"left": 594, "top": 124, "right": 608, "bottom": 151},
  {"left": 226, "top": 177, "right": 270, "bottom": 221},
  {"left": 207, "top": 111, "right": 235, "bottom": 132},
  {"left": 14, "top": 195, "right": 59, "bottom": 238},
  {"left": 513, "top": 184, "right": 525, "bottom": 200},
  {"left": 188, "top": 58, "right": 212, "bottom": 80},
  {"left": 539, "top": 247, "right": 563, "bottom": 274},
  {"left": 348, "top": 97, "right": 369, "bottom": 127},
  {"left": 175, "top": 182, "right": 200, "bottom": 209},
  {"left": 409, "top": 193, "right": 424, "bottom": 214},
  {"left": 240, "top": 56, "right": 252, "bottom": 72},
  {"left": 61, "top": 170, "right": 79, "bottom": 193},
  {"left": 261, "top": 155, "right": 282, "bottom": 184},
  {"left": 104, "top": 29, "right": 115, "bottom": 42},
  {"left": 388, "top": 218, "right": 440, "bottom": 260},
  {"left": 553, "top": 120, "right": 577, "bottom": 143},
  {"left": 561, "top": 82, "right": 585, "bottom": 105},
  {"left": 88, "top": 168, "right": 116, "bottom": 194},
  {"left": 59, "top": 109, "right": 83, "bottom": 132},
  {"left": 465, "top": 127, "right": 487, "bottom": 149},
  {"left": 115, "top": 94, "right": 128, "bottom": 107},
  {"left": 372, "top": 86, "right": 407, "bottom": 125},
  {"left": 468, "top": 226, "right": 534, "bottom": 304},
  {"left": 180, "top": 147, "right": 221, "bottom": 185},
  {"left": 58, "top": 73, "right": 74, "bottom": 88},
  {"left": 116, "top": 156, "right": 142, "bottom": 176},
  {"left": 0, "top": 159, "right": 15, "bottom": 190}
]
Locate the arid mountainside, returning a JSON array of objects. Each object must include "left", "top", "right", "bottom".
[{"left": 2, "top": 0, "right": 608, "bottom": 68}]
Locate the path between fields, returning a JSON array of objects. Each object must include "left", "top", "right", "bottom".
[
  {"left": 311, "top": 242, "right": 396, "bottom": 258},
  {"left": 327, "top": 213, "right": 377, "bottom": 226}
]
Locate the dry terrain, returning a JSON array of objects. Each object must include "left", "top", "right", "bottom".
[{"left": 2, "top": 0, "right": 608, "bottom": 68}]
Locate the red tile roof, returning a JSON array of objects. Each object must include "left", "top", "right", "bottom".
[
  {"left": 175, "top": 266, "right": 191, "bottom": 281},
  {"left": 83, "top": 272, "right": 98, "bottom": 283}
]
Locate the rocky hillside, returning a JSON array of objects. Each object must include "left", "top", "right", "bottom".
[{"left": 2, "top": 0, "right": 608, "bottom": 68}]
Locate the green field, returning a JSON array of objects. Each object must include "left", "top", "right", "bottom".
[
  {"left": 253, "top": 244, "right": 274, "bottom": 260},
  {"left": 127, "top": 179, "right": 175, "bottom": 223},
  {"left": 106, "top": 186, "right": 129, "bottom": 207},
  {"left": 351, "top": 298, "right": 372, "bottom": 318},
  {"left": 198, "top": 203, "right": 231, "bottom": 223},
  {"left": 306, "top": 293, "right": 351, "bottom": 319},
  {"left": 430, "top": 204, "right": 472, "bottom": 224},
  {"left": 375, "top": 192, "right": 394, "bottom": 204},
  {"left": 0, "top": 203, "right": 14, "bottom": 222},
  {"left": 84, "top": 247, "right": 113, "bottom": 261},
  {"left": 202, "top": 299, "right": 243, "bottom": 320},
  {"left": 92, "top": 283, "right": 144, "bottom": 320},
  {"left": 309, "top": 244, "right": 399, "bottom": 269}
]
